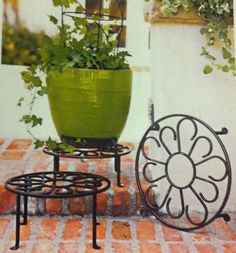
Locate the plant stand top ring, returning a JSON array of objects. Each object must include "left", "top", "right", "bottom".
[{"left": 43, "top": 143, "right": 131, "bottom": 159}]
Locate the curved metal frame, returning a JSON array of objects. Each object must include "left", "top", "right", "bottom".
[
  {"left": 5, "top": 171, "right": 111, "bottom": 198},
  {"left": 135, "top": 114, "right": 231, "bottom": 231}
]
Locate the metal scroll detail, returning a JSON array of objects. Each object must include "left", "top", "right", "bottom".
[
  {"left": 135, "top": 114, "right": 231, "bottom": 231},
  {"left": 5, "top": 171, "right": 111, "bottom": 198}
]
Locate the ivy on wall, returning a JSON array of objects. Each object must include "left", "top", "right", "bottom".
[{"left": 146, "top": 0, "right": 235, "bottom": 75}]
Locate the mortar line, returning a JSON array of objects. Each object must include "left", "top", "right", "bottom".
[
  {"left": 26, "top": 216, "right": 41, "bottom": 253},
  {"left": 155, "top": 221, "right": 169, "bottom": 253}
]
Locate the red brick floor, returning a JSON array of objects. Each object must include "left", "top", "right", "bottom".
[
  {"left": 0, "top": 139, "right": 236, "bottom": 252},
  {"left": 0, "top": 215, "right": 236, "bottom": 253}
]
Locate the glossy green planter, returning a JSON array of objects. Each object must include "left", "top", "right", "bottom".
[{"left": 47, "top": 68, "right": 132, "bottom": 147}]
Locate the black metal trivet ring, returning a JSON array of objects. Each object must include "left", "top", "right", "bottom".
[
  {"left": 135, "top": 114, "right": 231, "bottom": 231},
  {"left": 5, "top": 171, "right": 111, "bottom": 198},
  {"left": 43, "top": 143, "right": 131, "bottom": 159}
]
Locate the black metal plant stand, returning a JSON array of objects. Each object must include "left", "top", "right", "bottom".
[
  {"left": 43, "top": 144, "right": 131, "bottom": 187},
  {"left": 5, "top": 171, "right": 110, "bottom": 250},
  {"left": 135, "top": 114, "right": 231, "bottom": 231}
]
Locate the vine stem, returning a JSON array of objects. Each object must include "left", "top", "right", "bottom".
[{"left": 26, "top": 90, "right": 41, "bottom": 142}]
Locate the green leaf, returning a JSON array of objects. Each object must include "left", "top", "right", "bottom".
[
  {"left": 222, "top": 65, "right": 229, "bottom": 72},
  {"left": 17, "top": 97, "right": 24, "bottom": 107},
  {"left": 160, "top": 5, "right": 174, "bottom": 17},
  {"left": 28, "top": 65, "right": 37, "bottom": 74},
  {"left": 59, "top": 141, "right": 76, "bottom": 153},
  {"left": 48, "top": 15, "right": 58, "bottom": 25},
  {"left": 222, "top": 48, "right": 231, "bottom": 59},
  {"left": 31, "top": 115, "right": 43, "bottom": 127},
  {"left": 228, "top": 57, "right": 235, "bottom": 66},
  {"left": 203, "top": 65, "right": 213, "bottom": 74},
  {"left": 37, "top": 86, "right": 48, "bottom": 96},
  {"left": 75, "top": 4, "right": 84, "bottom": 13},
  {"left": 20, "top": 115, "right": 31, "bottom": 124},
  {"left": 46, "top": 137, "right": 58, "bottom": 151},
  {"left": 34, "top": 140, "right": 44, "bottom": 149},
  {"left": 52, "top": 0, "right": 78, "bottom": 8}
]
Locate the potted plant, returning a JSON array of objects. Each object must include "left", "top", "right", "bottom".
[
  {"left": 144, "top": 0, "right": 235, "bottom": 75},
  {"left": 18, "top": 0, "right": 132, "bottom": 151}
]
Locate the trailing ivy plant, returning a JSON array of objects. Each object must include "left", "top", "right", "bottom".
[
  {"left": 145, "top": 0, "right": 235, "bottom": 75},
  {"left": 18, "top": 0, "right": 130, "bottom": 152}
]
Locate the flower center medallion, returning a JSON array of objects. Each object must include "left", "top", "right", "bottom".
[{"left": 166, "top": 153, "right": 195, "bottom": 189}]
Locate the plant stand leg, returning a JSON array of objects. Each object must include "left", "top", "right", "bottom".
[
  {"left": 114, "top": 156, "right": 123, "bottom": 187},
  {"left": 53, "top": 155, "right": 60, "bottom": 172},
  {"left": 21, "top": 196, "right": 28, "bottom": 225},
  {"left": 11, "top": 194, "right": 21, "bottom": 250},
  {"left": 92, "top": 193, "right": 101, "bottom": 250}
]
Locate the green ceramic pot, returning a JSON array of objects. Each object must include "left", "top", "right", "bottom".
[{"left": 46, "top": 68, "right": 132, "bottom": 147}]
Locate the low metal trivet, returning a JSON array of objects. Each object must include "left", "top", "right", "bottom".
[
  {"left": 5, "top": 171, "right": 110, "bottom": 250},
  {"left": 135, "top": 114, "right": 231, "bottom": 231},
  {"left": 43, "top": 144, "right": 131, "bottom": 187}
]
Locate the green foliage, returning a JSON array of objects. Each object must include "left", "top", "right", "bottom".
[
  {"left": 148, "top": 0, "right": 235, "bottom": 75},
  {"left": 203, "top": 65, "right": 213, "bottom": 74},
  {"left": 2, "top": 23, "right": 45, "bottom": 66},
  {"left": 19, "top": 0, "right": 130, "bottom": 152},
  {"left": 39, "top": 10, "right": 130, "bottom": 72},
  {"left": 52, "top": 0, "right": 78, "bottom": 8}
]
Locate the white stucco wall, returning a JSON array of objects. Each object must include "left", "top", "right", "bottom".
[{"left": 149, "top": 24, "right": 236, "bottom": 212}]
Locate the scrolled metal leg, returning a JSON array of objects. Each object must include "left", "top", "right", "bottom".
[
  {"left": 21, "top": 196, "right": 28, "bottom": 225},
  {"left": 92, "top": 193, "right": 101, "bottom": 250},
  {"left": 11, "top": 194, "right": 21, "bottom": 250},
  {"left": 114, "top": 156, "right": 123, "bottom": 187},
  {"left": 53, "top": 155, "right": 60, "bottom": 172}
]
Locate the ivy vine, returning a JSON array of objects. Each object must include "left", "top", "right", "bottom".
[{"left": 146, "top": 0, "right": 235, "bottom": 75}]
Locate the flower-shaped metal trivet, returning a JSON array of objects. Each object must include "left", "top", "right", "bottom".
[{"left": 135, "top": 114, "right": 231, "bottom": 231}]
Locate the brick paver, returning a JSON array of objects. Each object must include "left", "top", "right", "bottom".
[
  {"left": 139, "top": 243, "right": 162, "bottom": 253},
  {"left": 7, "top": 139, "right": 32, "bottom": 150},
  {"left": 63, "top": 219, "right": 83, "bottom": 240},
  {"left": 222, "top": 243, "right": 236, "bottom": 253},
  {"left": 136, "top": 220, "right": 156, "bottom": 241},
  {"left": 37, "top": 218, "right": 60, "bottom": 240},
  {"left": 112, "top": 221, "right": 132, "bottom": 240},
  {"left": 195, "top": 244, "right": 217, "bottom": 253},
  {"left": 45, "top": 199, "right": 63, "bottom": 215},
  {"left": 0, "top": 150, "right": 26, "bottom": 160},
  {"left": 168, "top": 243, "right": 189, "bottom": 253},
  {"left": 162, "top": 225, "right": 183, "bottom": 241},
  {"left": 59, "top": 242, "right": 79, "bottom": 253}
]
